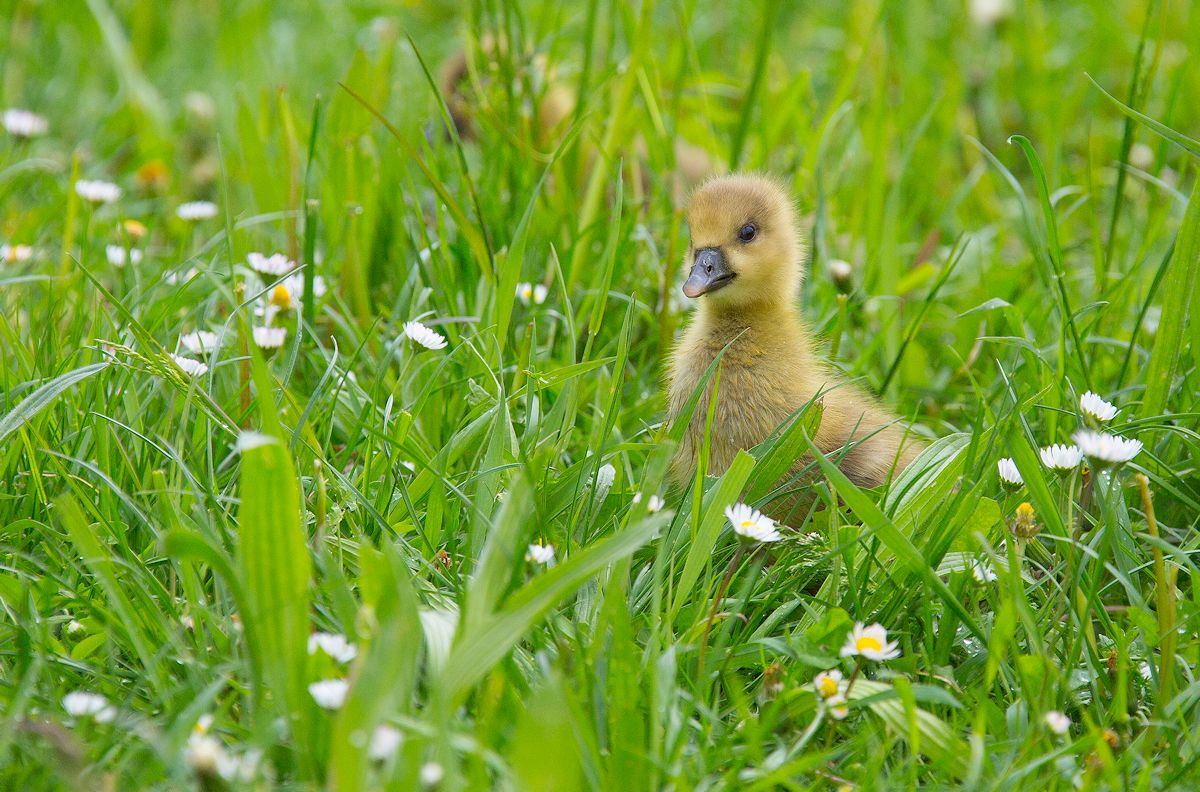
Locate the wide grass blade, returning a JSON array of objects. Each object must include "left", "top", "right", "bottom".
[
  {"left": 1142, "top": 176, "right": 1200, "bottom": 419},
  {"left": 0, "top": 362, "right": 108, "bottom": 444}
]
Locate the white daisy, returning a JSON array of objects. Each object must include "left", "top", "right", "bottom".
[
  {"left": 2, "top": 243, "right": 34, "bottom": 264},
  {"left": 105, "top": 245, "right": 143, "bottom": 267},
  {"left": 263, "top": 274, "right": 326, "bottom": 316},
  {"left": 66, "top": 620, "right": 85, "bottom": 635},
  {"left": 724, "top": 502, "right": 782, "bottom": 544},
  {"left": 217, "top": 750, "right": 262, "bottom": 783},
  {"left": 247, "top": 252, "right": 295, "bottom": 277},
  {"left": 813, "top": 669, "right": 843, "bottom": 699},
  {"left": 1040, "top": 444, "right": 1083, "bottom": 472},
  {"left": 308, "top": 632, "right": 357, "bottom": 664},
  {"left": 184, "top": 733, "right": 227, "bottom": 776},
  {"left": 419, "top": 762, "right": 445, "bottom": 787},
  {"left": 997, "top": 457, "right": 1023, "bottom": 488},
  {"left": 253, "top": 325, "right": 287, "bottom": 350},
  {"left": 1080, "top": 392, "right": 1118, "bottom": 423},
  {"left": 308, "top": 678, "right": 350, "bottom": 710},
  {"left": 839, "top": 622, "right": 901, "bottom": 661},
  {"left": 3, "top": 108, "right": 49, "bottom": 138},
  {"left": 176, "top": 201, "right": 218, "bottom": 221},
  {"left": 525, "top": 543, "right": 555, "bottom": 565},
  {"left": 171, "top": 354, "right": 209, "bottom": 377},
  {"left": 62, "top": 691, "right": 117, "bottom": 723},
  {"left": 75, "top": 179, "right": 121, "bottom": 204},
  {"left": 1044, "top": 710, "right": 1071, "bottom": 735},
  {"left": 403, "top": 320, "right": 447, "bottom": 351},
  {"left": 179, "top": 331, "right": 221, "bottom": 355},
  {"left": 632, "top": 492, "right": 664, "bottom": 513},
  {"left": 825, "top": 693, "right": 850, "bottom": 720},
  {"left": 368, "top": 725, "right": 402, "bottom": 761},
  {"left": 1073, "top": 430, "right": 1142, "bottom": 467},
  {"left": 515, "top": 282, "right": 549, "bottom": 305},
  {"left": 969, "top": 559, "right": 998, "bottom": 583}
]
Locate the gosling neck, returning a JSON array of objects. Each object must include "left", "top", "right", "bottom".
[{"left": 697, "top": 291, "right": 801, "bottom": 331}]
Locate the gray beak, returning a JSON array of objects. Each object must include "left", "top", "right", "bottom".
[{"left": 683, "top": 247, "right": 734, "bottom": 298}]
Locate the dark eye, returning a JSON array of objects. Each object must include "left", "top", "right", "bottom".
[{"left": 737, "top": 223, "right": 758, "bottom": 243}]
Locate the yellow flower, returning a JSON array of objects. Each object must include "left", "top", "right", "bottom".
[{"left": 1012, "top": 502, "right": 1037, "bottom": 540}]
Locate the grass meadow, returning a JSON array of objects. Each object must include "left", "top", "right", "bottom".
[{"left": 3, "top": 0, "right": 1200, "bottom": 788}]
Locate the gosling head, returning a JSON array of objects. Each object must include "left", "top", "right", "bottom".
[{"left": 682, "top": 173, "right": 804, "bottom": 309}]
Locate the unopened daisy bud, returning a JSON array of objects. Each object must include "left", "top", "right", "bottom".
[
  {"left": 419, "top": 762, "right": 444, "bottom": 787},
  {"left": 368, "top": 725, "right": 402, "bottom": 760},
  {"left": 1128, "top": 143, "right": 1154, "bottom": 171},
  {"left": 1012, "top": 502, "right": 1038, "bottom": 540},
  {"left": 828, "top": 259, "right": 853, "bottom": 289},
  {"left": 997, "top": 458, "right": 1023, "bottom": 489},
  {"left": 1079, "top": 392, "right": 1118, "bottom": 424},
  {"left": 969, "top": 0, "right": 1012, "bottom": 26},
  {"left": 1040, "top": 444, "right": 1082, "bottom": 474}
]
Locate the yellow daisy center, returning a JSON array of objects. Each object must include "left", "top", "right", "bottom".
[
  {"left": 818, "top": 676, "right": 838, "bottom": 697},
  {"left": 855, "top": 635, "right": 883, "bottom": 653},
  {"left": 740, "top": 520, "right": 755, "bottom": 528},
  {"left": 270, "top": 284, "right": 294, "bottom": 309}
]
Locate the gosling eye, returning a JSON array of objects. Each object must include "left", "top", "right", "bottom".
[{"left": 737, "top": 223, "right": 758, "bottom": 243}]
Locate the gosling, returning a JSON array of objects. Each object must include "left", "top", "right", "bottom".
[{"left": 666, "top": 173, "right": 922, "bottom": 495}]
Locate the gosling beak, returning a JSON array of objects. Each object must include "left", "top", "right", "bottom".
[{"left": 683, "top": 247, "right": 734, "bottom": 298}]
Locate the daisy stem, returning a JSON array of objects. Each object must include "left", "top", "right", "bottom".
[
  {"left": 698, "top": 544, "right": 746, "bottom": 678},
  {"left": 843, "top": 657, "right": 864, "bottom": 699}
]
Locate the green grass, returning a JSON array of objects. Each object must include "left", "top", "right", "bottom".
[{"left": 3, "top": 0, "right": 1200, "bottom": 789}]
